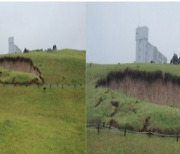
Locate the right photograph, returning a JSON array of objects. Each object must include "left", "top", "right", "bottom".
[{"left": 86, "top": 2, "right": 180, "bottom": 154}]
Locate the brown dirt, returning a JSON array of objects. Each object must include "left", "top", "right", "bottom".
[
  {"left": 0, "top": 56, "right": 44, "bottom": 84},
  {"left": 96, "top": 69, "right": 180, "bottom": 108},
  {"left": 0, "top": 59, "right": 40, "bottom": 76},
  {"left": 108, "top": 76, "right": 180, "bottom": 107}
]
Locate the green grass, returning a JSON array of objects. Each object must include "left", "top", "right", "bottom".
[
  {"left": 0, "top": 49, "right": 85, "bottom": 154},
  {"left": 87, "top": 63, "right": 180, "bottom": 153},
  {"left": 87, "top": 128, "right": 180, "bottom": 154},
  {"left": 1, "top": 49, "right": 85, "bottom": 84},
  {"left": 0, "top": 66, "right": 42, "bottom": 84},
  {"left": 87, "top": 63, "right": 180, "bottom": 131}
]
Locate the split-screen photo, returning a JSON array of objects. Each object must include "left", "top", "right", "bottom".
[{"left": 0, "top": 1, "right": 179, "bottom": 154}]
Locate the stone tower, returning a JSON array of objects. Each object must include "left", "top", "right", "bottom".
[
  {"left": 8, "top": 37, "right": 14, "bottom": 53},
  {"left": 8, "top": 37, "right": 22, "bottom": 53},
  {"left": 136, "top": 26, "right": 148, "bottom": 63}
]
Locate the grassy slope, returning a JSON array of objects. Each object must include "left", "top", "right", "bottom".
[
  {"left": 0, "top": 66, "right": 42, "bottom": 84},
  {"left": 87, "top": 63, "right": 180, "bottom": 153},
  {"left": 87, "top": 129, "right": 180, "bottom": 154},
  {"left": 2, "top": 49, "right": 85, "bottom": 84},
  {"left": 0, "top": 49, "right": 85, "bottom": 154}
]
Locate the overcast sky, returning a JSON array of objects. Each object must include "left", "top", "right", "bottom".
[
  {"left": 87, "top": 2, "right": 180, "bottom": 64},
  {"left": 0, "top": 2, "right": 86, "bottom": 54}
]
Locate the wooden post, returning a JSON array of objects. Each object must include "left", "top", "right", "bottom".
[
  {"left": 124, "top": 125, "right": 127, "bottom": 136},
  {"left": 62, "top": 84, "right": 63, "bottom": 89},
  {"left": 148, "top": 130, "right": 152, "bottom": 138},
  {"left": 97, "top": 123, "right": 100, "bottom": 134},
  {"left": 103, "top": 122, "right": 105, "bottom": 128},
  {"left": 177, "top": 134, "right": 179, "bottom": 142}
]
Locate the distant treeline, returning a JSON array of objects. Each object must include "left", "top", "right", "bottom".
[{"left": 23, "top": 45, "right": 57, "bottom": 53}]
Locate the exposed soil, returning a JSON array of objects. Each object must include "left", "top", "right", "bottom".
[
  {"left": 96, "top": 68, "right": 180, "bottom": 108},
  {"left": 0, "top": 56, "right": 44, "bottom": 84},
  {"left": 0, "top": 57, "right": 40, "bottom": 75}
]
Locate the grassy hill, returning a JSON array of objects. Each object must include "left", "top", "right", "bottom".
[
  {"left": 1, "top": 49, "right": 85, "bottom": 84},
  {"left": 87, "top": 129, "right": 180, "bottom": 154},
  {"left": 0, "top": 66, "right": 42, "bottom": 84},
  {"left": 87, "top": 63, "right": 180, "bottom": 154},
  {"left": 0, "top": 49, "right": 85, "bottom": 154}
]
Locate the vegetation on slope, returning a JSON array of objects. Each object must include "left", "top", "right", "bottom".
[
  {"left": 0, "top": 49, "right": 85, "bottom": 154},
  {"left": 1, "top": 49, "right": 85, "bottom": 84},
  {"left": 0, "top": 66, "right": 42, "bottom": 85},
  {"left": 87, "top": 129, "right": 180, "bottom": 154},
  {"left": 87, "top": 63, "right": 180, "bottom": 134},
  {"left": 0, "top": 86, "right": 85, "bottom": 154}
]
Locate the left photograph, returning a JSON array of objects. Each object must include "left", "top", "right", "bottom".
[{"left": 0, "top": 2, "right": 85, "bottom": 154}]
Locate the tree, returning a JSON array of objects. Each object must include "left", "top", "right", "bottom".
[
  {"left": 23, "top": 48, "right": 29, "bottom": 53},
  {"left": 53, "top": 45, "right": 57, "bottom": 51},
  {"left": 171, "top": 53, "right": 178, "bottom": 64}
]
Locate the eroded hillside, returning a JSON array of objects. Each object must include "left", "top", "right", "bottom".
[
  {"left": 96, "top": 68, "right": 180, "bottom": 107},
  {"left": 0, "top": 56, "right": 43, "bottom": 85},
  {"left": 87, "top": 63, "right": 180, "bottom": 135}
]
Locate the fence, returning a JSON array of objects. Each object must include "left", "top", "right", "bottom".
[
  {"left": 42, "top": 83, "right": 84, "bottom": 89},
  {"left": 0, "top": 82, "right": 84, "bottom": 89},
  {"left": 87, "top": 123, "right": 179, "bottom": 142}
]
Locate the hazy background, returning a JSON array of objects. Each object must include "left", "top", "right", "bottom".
[
  {"left": 87, "top": 2, "right": 180, "bottom": 64},
  {"left": 0, "top": 2, "right": 86, "bottom": 54}
]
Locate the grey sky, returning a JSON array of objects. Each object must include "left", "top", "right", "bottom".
[
  {"left": 87, "top": 2, "right": 180, "bottom": 64},
  {"left": 0, "top": 2, "right": 86, "bottom": 54}
]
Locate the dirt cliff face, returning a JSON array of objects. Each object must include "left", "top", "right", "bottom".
[
  {"left": 109, "top": 77, "right": 180, "bottom": 107},
  {"left": 96, "top": 69, "right": 180, "bottom": 108},
  {"left": 0, "top": 56, "right": 40, "bottom": 75},
  {"left": 0, "top": 56, "right": 44, "bottom": 84},
  {"left": 0, "top": 60, "right": 40, "bottom": 75}
]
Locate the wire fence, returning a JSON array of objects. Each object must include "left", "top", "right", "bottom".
[
  {"left": 87, "top": 123, "right": 180, "bottom": 141},
  {"left": 0, "top": 82, "right": 84, "bottom": 89},
  {"left": 42, "top": 83, "right": 85, "bottom": 90}
]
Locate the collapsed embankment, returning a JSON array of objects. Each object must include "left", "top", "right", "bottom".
[
  {"left": 0, "top": 56, "right": 44, "bottom": 85},
  {"left": 96, "top": 68, "right": 180, "bottom": 108}
]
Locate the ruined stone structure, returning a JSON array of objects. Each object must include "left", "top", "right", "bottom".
[
  {"left": 136, "top": 26, "right": 167, "bottom": 63},
  {"left": 8, "top": 37, "right": 22, "bottom": 54}
]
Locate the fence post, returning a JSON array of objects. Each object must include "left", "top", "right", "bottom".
[
  {"left": 148, "top": 130, "right": 152, "bottom": 138},
  {"left": 124, "top": 124, "right": 127, "bottom": 136},
  {"left": 97, "top": 123, "right": 100, "bottom": 134},
  {"left": 62, "top": 84, "right": 63, "bottom": 89},
  {"left": 177, "top": 134, "right": 179, "bottom": 142},
  {"left": 103, "top": 122, "right": 105, "bottom": 128}
]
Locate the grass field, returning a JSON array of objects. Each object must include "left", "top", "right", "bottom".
[
  {"left": 87, "top": 63, "right": 180, "bottom": 153},
  {"left": 0, "top": 66, "right": 43, "bottom": 84},
  {"left": 87, "top": 128, "right": 180, "bottom": 154},
  {"left": 0, "top": 49, "right": 85, "bottom": 154}
]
